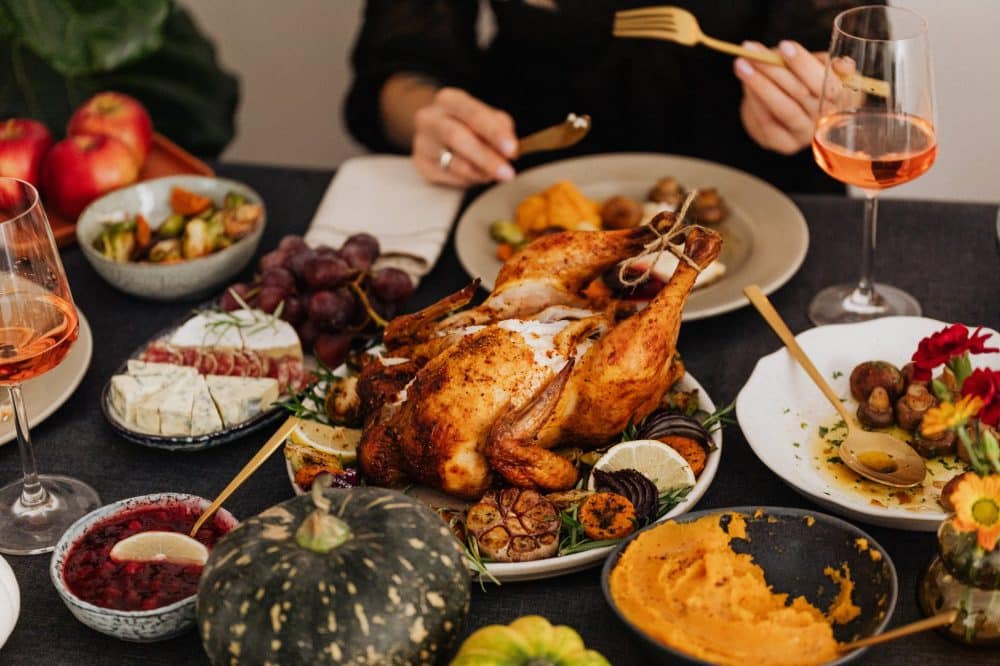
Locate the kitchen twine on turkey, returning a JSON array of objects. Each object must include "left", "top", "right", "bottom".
[{"left": 616, "top": 189, "right": 706, "bottom": 288}]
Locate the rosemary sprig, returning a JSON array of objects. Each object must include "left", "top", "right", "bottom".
[
  {"left": 277, "top": 384, "right": 330, "bottom": 424},
  {"left": 465, "top": 535, "right": 499, "bottom": 588},
  {"left": 277, "top": 361, "right": 347, "bottom": 423},
  {"left": 701, "top": 399, "right": 736, "bottom": 433}
]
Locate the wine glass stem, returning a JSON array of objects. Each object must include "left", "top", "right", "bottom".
[
  {"left": 8, "top": 384, "right": 47, "bottom": 508},
  {"left": 854, "top": 191, "right": 880, "bottom": 305}
]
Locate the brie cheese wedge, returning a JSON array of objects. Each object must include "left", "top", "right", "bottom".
[{"left": 206, "top": 375, "right": 280, "bottom": 428}]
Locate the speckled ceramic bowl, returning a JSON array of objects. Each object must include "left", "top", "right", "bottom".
[
  {"left": 50, "top": 493, "right": 237, "bottom": 642},
  {"left": 601, "top": 507, "right": 898, "bottom": 665},
  {"left": 76, "top": 176, "right": 265, "bottom": 301}
]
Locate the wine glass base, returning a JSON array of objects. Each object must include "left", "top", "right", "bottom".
[
  {"left": 0, "top": 475, "right": 100, "bottom": 555},
  {"left": 808, "top": 283, "right": 921, "bottom": 326}
]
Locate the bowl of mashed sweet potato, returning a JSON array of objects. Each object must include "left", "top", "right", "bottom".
[{"left": 601, "top": 506, "right": 897, "bottom": 665}]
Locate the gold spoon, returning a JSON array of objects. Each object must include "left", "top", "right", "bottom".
[
  {"left": 839, "top": 611, "right": 957, "bottom": 652},
  {"left": 517, "top": 113, "right": 591, "bottom": 158},
  {"left": 110, "top": 416, "right": 300, "bottom": 565},
  {"left": 189, "top": 415, "right": 300, "bottom": 536},
  {"left": 744, "top": 285, "right": 925, "bottom": 488}
]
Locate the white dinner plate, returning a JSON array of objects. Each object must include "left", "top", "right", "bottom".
[
  {"left": 737, "top": 316, "right": 1000, "bottom": 532},
  {"left": 287, "top": 371, "right": 722, "bottom": 583},
  {"left": 0, "top": 310, "right": 92, "bottom": 447},
  {"left": 454, "top": 153, "right": 809, "bottom": 321},
  {"left": 0, "top": 554, "right": 19, "bottom": 649}
]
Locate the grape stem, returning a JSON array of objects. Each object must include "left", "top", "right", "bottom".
[{"left": 348, "top": 274, "right": 389, "bottom": 328}]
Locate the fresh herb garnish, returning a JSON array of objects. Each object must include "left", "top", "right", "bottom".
[{"left": 700, "top": 399, "right": 735, "bottom": 433}]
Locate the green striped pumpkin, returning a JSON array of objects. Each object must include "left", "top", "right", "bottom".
[{"left": 197, "top": 483, "right": 470, "bottom": 665}]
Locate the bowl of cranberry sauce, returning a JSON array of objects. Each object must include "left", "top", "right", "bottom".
[{"left": 50, "top": 493, "right": 236, "bottom": 642}]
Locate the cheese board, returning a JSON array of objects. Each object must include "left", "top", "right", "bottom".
[{"left": 101, "top": 307, "right": 307, "bottom": 451}]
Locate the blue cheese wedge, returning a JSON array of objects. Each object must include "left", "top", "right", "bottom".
[
  {"left": 206, "top": 375, "right": 279, "bottom": 428},
  {"left": 191, "top": 375, "right": 224, "bottom": 435},
  {"left": 109, "top": 374, "right": 172, "bottom": 425},
  {"left": 110, "top": 362, "right": 198, "bottom": 428},
  {"left": 135, "top": 374, "right": 199, "bottom": 436}
]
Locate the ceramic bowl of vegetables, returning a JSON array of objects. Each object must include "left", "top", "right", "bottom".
[
  {"left": 76, "top": 175, "right": 266, "bottom": 301},
  {"left": 50, "top": 492, "right": 237, "bottom": 642}
]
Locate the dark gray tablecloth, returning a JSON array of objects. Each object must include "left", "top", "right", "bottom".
[{"left": 0, "top": 163, "right": 997, "bottom": 665}]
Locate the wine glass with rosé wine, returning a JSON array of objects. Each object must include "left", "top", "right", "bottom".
[
  {"left": 0, "top": 177, "right": 99, "bottom": 554},
  {"left": 810, "top": 5, "right": 936, "bottom": 325}
]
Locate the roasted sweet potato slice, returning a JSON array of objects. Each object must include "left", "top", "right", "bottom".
[
  {"left": 658, "top": 435, "right": 706, "bottom": 477},
  {"left": 170, "top": 186, "right": 212, "bottom": 216},
  {"left": 134, "top": 213, "right": 152, "bottom": 249},
  {"left": 578, "top": 492, "right": 636, "bottom": 540}
]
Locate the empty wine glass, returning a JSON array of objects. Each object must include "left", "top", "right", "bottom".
[
  {"left": 0, "top": 177, "right": 100, "bottom": 555},
  {"left": 810, "top": 5, "right": 936, "bottom": 325}
]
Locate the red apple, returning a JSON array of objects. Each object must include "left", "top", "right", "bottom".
[
  {"left": 67, "top": 92, "right": 153, "bottom": 165},
  {"left": 42, "top": 134, "right": 139, "bottom": 219},
  {"left": 0, "top": 119, "right": 54, "bottom": 186}
]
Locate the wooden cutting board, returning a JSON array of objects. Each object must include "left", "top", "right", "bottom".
[{"left": 48, "top": 133, "right": 214, "bottom": 247}]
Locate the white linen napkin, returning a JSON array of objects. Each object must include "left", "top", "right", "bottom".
[{"left": 305, "top": 155, "right": 464, "bottom": 284}]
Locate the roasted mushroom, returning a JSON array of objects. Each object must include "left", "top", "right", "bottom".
[
  {"left": 857, "top": 386, "right": 894, "bottom": 428},
  {"left": 647, "top": 176, "right": 686, "bottom": 207},
  {"left": 600, "top": 195, "right": 643, "bottom": 230},
  {"left": 912, "top": 429, "right": 957, "bottom": 458},
  {"left": 895, "top": 383, "right": 937, "bottom": 431},
  {"left": 690, "top": 188, "right": 727, "bottom": 224},
  {"left": 325, "top": 375, "right": 361, "bottom": 426},
  {"left": 465, "top": 489, "right": 560, "bottom": 562},
  {"left": 850, "top": 361, "right": 905, "bottom": 402},
  {"left": 901, "top": 362, "right": 928, "bottom": 388}
]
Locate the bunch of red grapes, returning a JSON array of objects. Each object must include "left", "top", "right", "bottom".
[{"left": 220, "top": 233, "right": 414, "bottom": 368}]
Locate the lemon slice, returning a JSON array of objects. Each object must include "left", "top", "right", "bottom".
[
  {"left": 288, "top": 420, "right": 361, "bottom": 464},
  {"left": 109, "top": 531, "right": 209, "bottom": 566},
  {"left": 588, "top": 439, "right": 695, "bottom": 493}
]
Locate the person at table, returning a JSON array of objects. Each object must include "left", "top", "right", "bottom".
[{"left": 345, "top": 0, "right": 878, "bottom": 194}]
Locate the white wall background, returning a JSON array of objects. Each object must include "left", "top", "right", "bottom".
[{"left": 182, "top": 0, "right": 999, "bottom": 202}]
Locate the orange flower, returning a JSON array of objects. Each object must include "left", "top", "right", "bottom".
[
  {"left": 921, "top": 395, "right": 985, "bottom": 437},
  {"left": 950, "top": 474, "right": 1000, "bottom": 551}
]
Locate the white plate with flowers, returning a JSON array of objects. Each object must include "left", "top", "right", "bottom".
[{"left": 737, "top": 316, "right": 999, "bottom": 532}]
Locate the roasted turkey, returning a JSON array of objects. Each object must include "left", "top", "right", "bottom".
[{"left": 357, "top": 215, "right": 722, "bottom": 499}]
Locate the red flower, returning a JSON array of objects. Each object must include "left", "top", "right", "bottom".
[
  {"left": 911, "top": 324, "right": 998, "bottom": 381},
  {"left": 963, "top": 368, "right": 1000, "bottom": 427}
]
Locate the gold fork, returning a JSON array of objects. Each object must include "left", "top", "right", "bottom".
[{"left": 614, "top": 6, "right": 889, "bottom": 97}]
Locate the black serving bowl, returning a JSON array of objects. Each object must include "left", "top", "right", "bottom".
[{"left": 601, "top": 506, "right": 898, "bottom": 665}]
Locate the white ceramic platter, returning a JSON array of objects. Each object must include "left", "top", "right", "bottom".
[
  {"left": 0, "top": 310, "right": 92, "bottom": 446},
  {"left": 454, "top": 152, "right": 808, "bottom": 321},
  {"left": 288, "top": 371, "right": 722, "bottom": 583},
  {"left": 737, "top": 316, "right": 1000, "bottom": 532}
]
